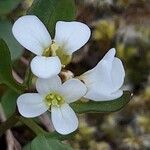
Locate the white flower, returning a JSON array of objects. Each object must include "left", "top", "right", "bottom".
[
  {"left": 12, "top": 15, "right": 91, "bottom": 79},
  {"left": 17, "top": 76, "right": 87, "bottom": 135},
  {"left": 79, "top": 48, "right": 125, "bottom": 101}
]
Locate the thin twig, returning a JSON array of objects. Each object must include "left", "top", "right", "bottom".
[
  {"left": 39, "top": 113, "right": 55, "bottom": 132},
  {"left": 20, "top": 57, "right": 29, "bottom": 66},
  {"left": 0, "top": 104, "right": 21, "bottom": 150},
  {"left": 12, "top": 70, "right": 23, "bottom": 84}
]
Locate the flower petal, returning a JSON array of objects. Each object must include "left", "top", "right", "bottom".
[
  {"left": 54, "top": 21, "right": 91, "bottom": 55},
  {"left": 102, "top": 48, "right": 116, "bottom": 62},
  {"left": 80, "top": 48, "right": 125, "bottom": 101},
  {"left": 81, "top": 59, "right": 114, "bottom": 95},
  {"left": 112, "top": 58, "right": 125, "bottom": 90},
  {"left": 31, "top": 56, "right": 61, "bottom": 79},
  {"left": 12, "top": 15, "right": 51, "bottom": 55},
  {"left": 81, "top": 48, "right": 116, "bottom": 92},
  {"left": 17, "top": 93, "right": 48, "bottom": 118},
  {"left": 36, "top": 75, "right": 62, "bottom": 95},
  {"left": 59, "top": 79, "right": 87, "bottom": 103},
  {"left": 84, "top": 89, "right": 123, "bottom": 101},
  {"left": 51, "top": 103, "right": 78, "bottom": 135}
]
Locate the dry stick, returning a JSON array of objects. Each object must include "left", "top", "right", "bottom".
[
  {"left": 39, "top": 113, "right": 55, "bottom": 132},
  {"left": 20, "top": 57, "right": 29, "bottom": 66},
  {"left": 12, "top": 56, "right": 30, "bottom": 84},
  {"left": 12, "top": 70, "right": 23, "bottom": 84},
  {"left": 0, "top": 104, "right": 21, "bottom": 150},
  {"left": 6, "top": 130, "right": 21, "bottom": 150}
]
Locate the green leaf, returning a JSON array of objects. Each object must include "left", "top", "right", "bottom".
[
  {"left": 23, "top": 143, "right": 31, "bottom": 150},
  {"left": 1, "top": 89, "right": 19, "bottom": 118},
  {"left": 71, "top": 91, "right": 132, "bottom": 113},
  {"left": 23, "top": 134, "right": 73, "bottom": 150},
  {"left": 28, "top": 0, "right": 76, "bottom": 37},
  {"left": 45, "top": 131, "right": 76, "bottom": 141},
  {"left": 0, "top": 39, "right": 24, "bottom": 93},
  {"left": 0, "top": 0, "right": 22, "bottom": 15},
  {"left": 0, "top": 20, "right": 23, "bottom": 60}
]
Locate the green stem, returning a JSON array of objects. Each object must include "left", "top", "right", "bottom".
[
  {"left": 19, "top": 117, "right": 46, "bottom": 135},
  {"left": 23, "top": 67, "right": 33, "bottom": 89},
  {"left": 0, "top": 114, "right": 19, "bottom": 135},
  {"left": 7, "top": 80, "right": 25, "bottom": 94},
  {"left": 23, "top": 54, "right": 35, "bottom": 89}
]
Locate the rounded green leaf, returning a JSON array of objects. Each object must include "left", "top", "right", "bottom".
[
  {"left": 23, "top": 135, "right": 73, "bottom": 150},
  {"left": 0, "top": 39, "right": 24, "bottom": 93},
  {"left": 1, "top": 89, "right": 19, "bottom": 118}
]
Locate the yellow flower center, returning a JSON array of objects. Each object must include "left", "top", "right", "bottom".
[
  {"left": 42, "top": 41, "right": 72, "bottom": 65},
  {"left": 44, "top": 93, "right": 65, "bottom": 107},
  {"left": 43, "top": 42, "right": 59, "bottom": 57}
]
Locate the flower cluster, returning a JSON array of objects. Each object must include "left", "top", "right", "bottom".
[
  {"left": 13, "top": 15, "right": 125, "bottom": 135},
  {"left": 12, "top": 15, "right": 91, "bottom": 78}
]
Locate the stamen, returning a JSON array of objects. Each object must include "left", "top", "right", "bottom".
[
  {"left": 42, "top": 42, "right": 60, "bottom": 57},
  {"left": 42, "top": 47, "right": 51, "bottom": 57},
  {"left": 42, "top": 41, "right": 71, "bottom": 65},
  {"left": 45, "top": 93, "right": 64, "bottom": 107},
  {"left": 51, "top": 43, "right": 59, "bottom": 56}
]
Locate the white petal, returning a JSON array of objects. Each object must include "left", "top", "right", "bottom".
[
  {"left": 102, "top": 48, "right": 116, "bottom": 62},
  {"left": 54, "top": 21, "right": 91, "bottom": 55},
  {"left": 36, "top": 75, "right": 62, "bottom": 95},
  {"left": 84, "top": 89, "right": 123, "bottom": 101},
  {"left": 81, "top": 48, "right": 116, "bottom": 92},
  {"left": 51, "top": 103, "right": 78, "bottom": 135},
  {"left": 81, "top": 60, "right": 114, "bottom": 95},
  {"left": 31, "top": 56, "right": 61, "bottom": 79},
  {"left": 59, "top": 79, "right": 87, "bottom": 103},
  {"left": 12, "top": 15, "right": 51, "bottom": 55},
  {"left": 81, "top": 48, "right": 125, "bottom": 101},
  {"left": 112, "top": 58, "right": 125, "bottom": 90},
  {"left": 17, "top": 93, "right": 48, "bottom": 118}
]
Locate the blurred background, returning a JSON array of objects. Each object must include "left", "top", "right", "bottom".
[{"left": 0, "top": 0, "right": 150, "bottom": 149}]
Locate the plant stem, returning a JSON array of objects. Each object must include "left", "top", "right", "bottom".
[
  {"left": 23, "top": 67, "right": 33, "bottom": 89},
  {"left": 18, "top": 117, "right": 46, "bottom": 135}
]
